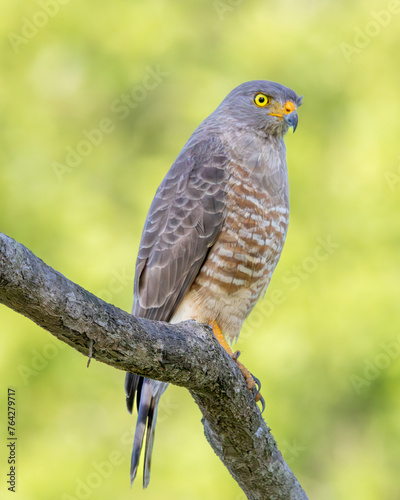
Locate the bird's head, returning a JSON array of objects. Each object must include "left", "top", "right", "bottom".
[{"left": 217, "top": 80, "right": 302, "bottom": 136}]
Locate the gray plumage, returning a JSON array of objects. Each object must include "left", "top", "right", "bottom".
[{"left": 125, "top": 80, "right": 302, "bottom": 488}]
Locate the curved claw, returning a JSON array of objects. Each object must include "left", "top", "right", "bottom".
[
  {"left": 250, "top": 372, "right": 265, "bottom": 413},
  {"left": 257, "top": 393, "right": 266, "bottom": 413},
  {"left": 251, "top": 372, "right": 261, "bottom": 393},
  {"left": 232, "top": 350, "right": 241, "bottom": 361}
]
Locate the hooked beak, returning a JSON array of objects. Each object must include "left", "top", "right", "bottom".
[{"left": 284, "top": 110, "right": 298, "bottom": 132}]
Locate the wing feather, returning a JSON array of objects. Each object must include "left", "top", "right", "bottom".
[{"left": 132, "top": 136, "right": 229, "bottom": 321}]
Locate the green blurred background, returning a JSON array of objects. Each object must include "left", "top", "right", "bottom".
[{"left": 1, "top": 0, "right": 400, "bottom": 498}]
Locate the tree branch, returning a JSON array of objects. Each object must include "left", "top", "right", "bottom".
[{"left": 0, "top": 232, "right": 308, "bottom": 500}]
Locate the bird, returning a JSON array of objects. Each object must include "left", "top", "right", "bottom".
[{"left": 125, "top": 80, "right": 302, "bottom": 488}]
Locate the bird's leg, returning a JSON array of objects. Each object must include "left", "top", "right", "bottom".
[
  {"left": 211, "top": 320, "right": 234, "bottom": 356},
  {"left": 211, "top": 321, "right": 263, "bottom": 406}
]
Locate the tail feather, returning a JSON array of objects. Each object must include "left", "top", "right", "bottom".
[
  {"left": 130, "top": 381, "right": 152, "bottom": 485},
  {"left": 143, "top": 401, "right": 158, "bottom": 488},
  {"left": 125, "top": 373, "right": 168, "bottom": 488},
  {"left": 125, "top": 372, "right": 141, "bottom": 414}
]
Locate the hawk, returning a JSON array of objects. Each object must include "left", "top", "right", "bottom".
[{"left": 125, "top": 80, "right": 302, "bottom": 487}]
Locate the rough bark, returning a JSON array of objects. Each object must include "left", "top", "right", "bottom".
[{"left": 0, "top": 232, "right": 308, "bottom": 500}]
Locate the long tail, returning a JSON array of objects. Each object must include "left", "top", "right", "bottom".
[{"left": 125, "top": 373, "right": 168, "bottom": 488}]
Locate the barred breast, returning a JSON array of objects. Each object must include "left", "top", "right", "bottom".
[{"left": 172, "top": 160, "right": 289, "bottom": 342}]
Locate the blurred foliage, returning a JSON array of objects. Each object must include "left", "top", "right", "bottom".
[{"left": 1, "top": 0, "right": 400, "bottom": 499}]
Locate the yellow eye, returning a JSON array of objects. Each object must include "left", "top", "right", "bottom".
[{"left": 254, "top": 93, "right": 270, "bottom": 107}]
